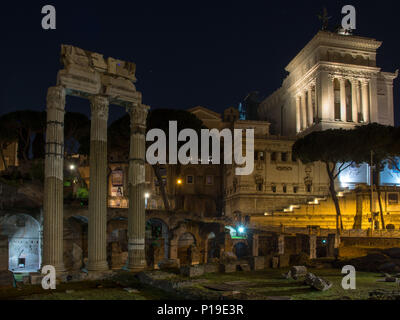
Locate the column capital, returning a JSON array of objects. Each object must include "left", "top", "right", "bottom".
[
  {"left": 350, "top": 78, "right": 360, "bottom": 86},
  {"left": 359, "top": 78, "right": 370, "bottom": 86},
  {"left": 127, "top": 103, "right": 150, "bottom": 131},
  {"left": 328, "top": 74, "right": 335, "bottom": 82},
  {"left": 47, "top": 86, "right": 66, "bottom": 111},
  {"left": 90, "top": 95, "right": 109, "bottom": 121}
]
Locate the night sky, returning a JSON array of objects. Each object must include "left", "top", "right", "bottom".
[{"left": 1, "top": 0, "right": 399, "bottom": 125}]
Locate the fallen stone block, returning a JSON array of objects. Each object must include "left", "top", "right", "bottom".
[
  {"left": 180, "top": 265, "right": 205, "bottom": 277},
  {"left": 251, "top": 256, "right": 266, "bottom": 271},
  {"left": 279, "top": 254, "right": 290, "bottom": 268},
  {"left": 312, "top": 277, "right": 332, "bottom": 291},
  {"left": 220, "top": 263, "right": 236, "bottom": 273},
  {"left": 304, "top": 272, "right": 332, "bottom": 291},
  {"left": 304, "top": 273, "right": 318, "bottom": 286},
  {"left": 204, "top": 263, "right": 219, "bottom": 274},
  {"left": 290, "top": 266, "right": 308, "bottom": 279},
  {"left": 158, "top": 259, "right": 180, "bottom": 270}
]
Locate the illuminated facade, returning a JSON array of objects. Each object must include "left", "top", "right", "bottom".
[{"left": 259, "top": 31, "right": 398, "bottom": 136}]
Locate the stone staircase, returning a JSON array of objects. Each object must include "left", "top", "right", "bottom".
[{"left": 253, "top": 188, "right": 362, "bottom": 230}]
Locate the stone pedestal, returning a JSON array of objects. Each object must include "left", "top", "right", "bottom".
[
  {"left": 43, "top": 86, "right": 65, "bottom": 272},
  {"left": 87, "top": 95, "right": 109, "bottom": 272},
  {"left": 127, "top": 104, "right": 149, "bottom": 271}
]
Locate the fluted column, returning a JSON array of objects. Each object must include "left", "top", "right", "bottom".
[
  {"left": 87, "top": 95, "right": 109, "bottom": 271},
  {"left": 127, "top": 103, "right": 150, "bottom": 271},
  {"left": 351, "top": 79, "right": 359, "bottom": 123},
  {"left": 361, "top": 80, "right": 370, "bottom": 123},
  {"left": 307, "top": 87, "right": 314, "bottom": 126},
  {"left": 301, "top": 92, "right": 307, "bottom": 130},
  {"left": 295, "top": 96, "right": 301, "bottom": 133},
  {"left": 339, "top": 78, "right": 347, "bottom": 122},
  {"left": 43, "top": 86, "right": 65, "bottom": 272}
]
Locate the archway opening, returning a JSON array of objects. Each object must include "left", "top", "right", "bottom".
[
  {"left": 233, "top": 242, "right": 250, "bottom": 260},
  {"left": 178, "top": 232, "right": 196, "bottom": 266},
  {"left": 207, "top": 232, "right": 220, "bottom": 262},
  {"left": 146, "top": 218, "right": 169, "bottom": 267}
]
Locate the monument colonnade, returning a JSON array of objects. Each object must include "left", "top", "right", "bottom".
[{"left": 295, "top": 75, "right": 371, "bottom": 133}]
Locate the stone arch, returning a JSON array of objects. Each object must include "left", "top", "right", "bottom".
[
  {"left": 206, "top": 232, "right": 220, "bottom": 262},
  {"left": 177, "top": 232, "right": 197, "bottom": 266},
  {"left": 1, "top": 214, "right": 41, "bottom": 272},
  {"left": 233, "top": 241, "right": 250, "bottom": 259},
  {"left": 146, "top": 218, "right": 169, "bottom": 267},
  {"left": 106, "top": 216, "right": 128, "bottom": 269},
  {"left": 64, "top": 215, "right": 89, "bottom": 270}
]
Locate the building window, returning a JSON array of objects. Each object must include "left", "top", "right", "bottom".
[
  {"left": 306, "top": 185, "right": 312, "bottom": 193},
  {"left": 206, "top": 175, "right": 214, "bottom": 185},
  {"left": 186, "top": 175, "right": 194, "bottom": 184},
  {"left": 281, "top": 152, "right": 288, "bottom": 162},
  {"left": 388, "top": 193, "right": 399, "bottom": 204},
  {"left": 255, "top": 151, "right": 265, "bottom": 161},
  {"left": 283, "top": 185, "right": 287, "bottom": 193},
  {"left": 257, "top": 183, "right": 263, "bottom": 191},
  {"left": 292, "top": 153, "right": 297, "bottom": 162},
  {"left": 271, "top": 152, "right": 277, "bottom": 161},
  {"left": 293, "top": 186, "right": 298, "bottom": 194},
  {"left": 272, "top": 185, "right": 277, "bottom": 193}
]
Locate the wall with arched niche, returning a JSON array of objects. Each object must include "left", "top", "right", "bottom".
[{"left": 0, "top": 214, "right": 41, "bottom": 272}]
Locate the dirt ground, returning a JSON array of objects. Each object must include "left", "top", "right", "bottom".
[{"left": 1, "top": 268, "right": 399, "bottom": 300}]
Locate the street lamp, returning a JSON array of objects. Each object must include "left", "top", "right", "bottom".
[
  {"left": 69, "top": 164, "right": 76, "bottom": 171},
  {"left": 176, "top": 178, "right": 182, "bottom": 185},
  {"left": 144, "top": 192, "right": 150, "bottom": 208}
]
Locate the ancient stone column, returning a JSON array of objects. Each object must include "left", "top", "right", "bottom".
[
  {"left": 327, "top": 233, "right": 340, "bottom": 257},
  {"left": 339, "top": 78, "right": 347, "bottom": 122},
  {"left": 276, "top": 234, "right": 285, "bottom": 255},
  {"left": 307, "top": 87, "right": 314, "bottom": 126},
  {"left": 169, "top": 239, "right": 178, "bottom": 260},
  {"left": 361, "top": 80, "right": 370, "bottom": 123},
  {"left": 87, "top": 95, "right": 109, "bottom": 271},
  {"left": 43, "top": 86, "right": 65, "bottom": 272},
  {"left": 309, "top": 235, "right": 317, "bottom": 259},
  {"left": 252, "top": 234, "right": 259, "bottom": 257},
  {"left": 301, "top": 92, "right": 307, "bottom": 130},
  {"left": 295, "top": 234, "right": 303, "bottom": 254},
  {"left": 295, "top": 96, "right": 301, "bottom": 133},
  {"left": 127, "top": 103, "right": 149, "bottom": 271},
  {"left": 351, "top": 79, "right": 359, "bottom": 123}
]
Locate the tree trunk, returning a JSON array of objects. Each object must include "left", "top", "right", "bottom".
[
  {"left": 153, "top": 163, "right": 169, "bottom": 210},
  {"left": 326, "top": 162, "right": 343, "bottom": 233},
  {"left": 375, "top": 167, "right": 385, "bottom": 230}
]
